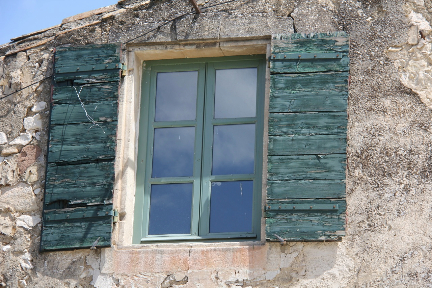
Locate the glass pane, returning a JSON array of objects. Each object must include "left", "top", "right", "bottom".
[
  {"left": 212, "top": 124, "right": 255, "bottom": 175},
  {"left": 214, "top": 68, "right": 257, "bottom": 118},
  {"left": 152, "top": 127, "right": 195, "bottom": 178},
  {"left": 149, "top": 183, "right": 192, "bottom": 235},
  {"left": 155, "top": 71, "right": 198, "bottom": 121},
  {"left": 210, "top": 181, "right": 253, "bottom": 233}
]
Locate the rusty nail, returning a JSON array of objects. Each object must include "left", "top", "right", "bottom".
[
  {"left": 284, "top": 55, "right": 286, "bottom": 59},
  {"left": 293, "top": 206, "right": 296, "bottom": 209},
  {"left": 310, "top": 206, "right": 313, "bottom": 209}
]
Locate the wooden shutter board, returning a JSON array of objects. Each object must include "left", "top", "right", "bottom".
[
  {"left": 44, "top": 162, "right": 113, "bottom": 206},
  {"left": 55, "top": 44, "right": 119, "bottom": 70},
  {"left": 267, "top": 180, "right": 345, "bottom": 199},
  {"left": 268, "top": 112, "right": 347, "bottom": 136},
  {"left": 41, "top": 214, "right": 112, "bottom": 251},
  {"left": 268, "top": 154, "right": 346, "bottom": 181},
  {"left": 41, "top": 44, "right": 120, "bottom": 251},
  {"left": 270, "top": 72, "right": 349, "bottom": 93},
  {"left": 272, "top": 32, "right": 349, "bottom": 54},
  {"left": 53, "top": 82, "right": 118, "bottom": 104},
  {"left": 268, "top": 134, "right": 346, "bottom": 155},
  {"left": 266, "top": 33, "right": 348, "bottom": 241},
  {"left": 269, "top": 90, "right": 347, "bottom": 113}
]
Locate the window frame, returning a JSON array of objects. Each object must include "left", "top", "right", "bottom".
[{"left": 133, "top": 55, "right": 266, "bottom": 243}]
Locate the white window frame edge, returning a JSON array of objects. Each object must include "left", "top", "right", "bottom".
[{"left": 113, "top": 37, "right": 271, "bottom": 248}]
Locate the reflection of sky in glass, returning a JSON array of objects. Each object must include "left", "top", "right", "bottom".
[
  {"left": 149, "top": 183, "right": 192, "bottom": 235},
  {"left": 212, "top": 124, "right": 255, "bottom": 175},
  {"left": 152, "top": 127, "right": 195, "bottom": 178},
  {"left": 210, "top": 181, "right": 253, "bottom": 233},
  {"left": 214, "top": 68, "right": 257, "bottom": 118},
  {"left": 155, "top": 71, "right": 198, "bottom": 121}
]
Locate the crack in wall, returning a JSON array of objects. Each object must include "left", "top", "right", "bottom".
[{"left": 287, "top": 12, "right": 297, "bottom": 33}]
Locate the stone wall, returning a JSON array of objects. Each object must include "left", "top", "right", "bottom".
[{"left": 1, "top": 0, "right": 432, "bottom": 287}]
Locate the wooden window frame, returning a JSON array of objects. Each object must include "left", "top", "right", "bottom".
[{"left": 133, "top": 55, "right": 266, "bottom": 243}]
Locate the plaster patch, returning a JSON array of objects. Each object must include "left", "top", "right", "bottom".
[
  {"left": 0, "top": 183, "right": 38, "bottom": 212},
  {"left": 409, "top": 11, "right": 432, "bottom": 33}
]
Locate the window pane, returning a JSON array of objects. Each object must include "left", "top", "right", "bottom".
[
  {"left": 149, "top": 184, "right": 192, "bottom": 235},
  {"left": 152, "top": 127, "right": 195, "bottom": 178},
  {"left": 212, "top": 124, "right": 255, "bottom": 175},
  {"left": 209, "top": 181, "right": 253, "bottom": 233},
  {"left": 155, "top": 71, "right": 198, "bottom": 121},
  {"left": 214, "top": 68, "right": 257, "bottom": 118}
]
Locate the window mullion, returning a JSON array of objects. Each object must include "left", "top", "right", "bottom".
[
  {"left": 199, "top": 62, "right": 216, "bottom": 236},
  {"left": 190, "top": 63, "right": 206, "bottom": 237}
]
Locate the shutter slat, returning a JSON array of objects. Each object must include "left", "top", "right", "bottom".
[
  {"left": 268, "top": 135, "right": 346, "bottom": 155},
  {"left": 50, "top": 101, "right": 118, "bottom": 125},
  {"left": 53, "top": 82, "right": 118, "bottom": 104},
  {"left": 48, "top": 123, "right": 116, "bottom": 164},
  {"left": 266, "top": 33, "right": 348, "bottom": 242},
  {"left": 268, "top": 112, "right": 347, "bottom": 136},
  {"left": 269, "top": 91, "right": 347, "bottom": 113},
  {"left": 45, "top": 162, "right": 113, "bottom": 206},
  {"left": 268, "top": 154, "right": 346, "bottom": 181},
  {"left": 41, "top": 44, "right": 120, "bottom": 251},
  {"left": 267, "top": 180, "right": 345, "bottom": 199}
]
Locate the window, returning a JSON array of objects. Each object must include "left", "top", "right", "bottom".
[{"left": 134, "top": 56, "right": 265, "bottom": 242}]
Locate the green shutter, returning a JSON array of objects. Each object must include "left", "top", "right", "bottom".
[
  {"left": 40, "top": 44, "right": 120, "bottom": 251},
  {"left": 266, "top": 33, "right": 349, "bottom": 241}
]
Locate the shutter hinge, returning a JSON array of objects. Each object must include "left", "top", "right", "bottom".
[
  {"left": 112, "top": 209, "right": 119, "bottom": 223},
  {"left": 120, "top": 63, "right": 127, "bottom": 77}
]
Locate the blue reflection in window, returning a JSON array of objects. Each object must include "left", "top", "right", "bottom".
[
  {"left": 209, "top": 181, "right": 253, "bottom": 233},
  {"left": 149, "top": 183, "right": 193, "bottom": 235},
  {"left": 152, "top": 127, "right": 195, "bottom": 178},
  {"left": 212, "top": 124, "right": 255, "bottom": 175},
  {"left": 214, "top": 68, "right": 257, "bottom": 119},
  {"left": 155, "top": 71, "right": 198, "bottom": 121}
]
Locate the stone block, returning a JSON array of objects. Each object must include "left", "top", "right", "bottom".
[
  {"left": 16, "top": 215, "right": 41, "bottom": 230},
  {"left": 9, "top": 134, "right": 32, "bottom": 146},
  {"left": 0, "top": 132, "right": 7, "bottom": 145},
  {"left": 0, "top": 183, "right": 38, "bottom": 213},
  {"left": 17, "top": 145, "right": 41, "bottom": 175},
  {"left": 23, "top": 165, "right": 39, "bottom": 184},
  {"left": 23, "top": 114, "right": 42, "bottom": 132},
  {"left": 1, "top": 146, "right": 19, "bottom": 157},
  {"left": 31, "top": 102, "right": 47, "bottom": 112}
]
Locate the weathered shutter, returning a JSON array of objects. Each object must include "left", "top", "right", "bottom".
[
  {"left": 266, "top": 33, "right": 349, "bottom": 241},
  {"left": 40, "top": 44, "right": 121, "bottom": 251}
]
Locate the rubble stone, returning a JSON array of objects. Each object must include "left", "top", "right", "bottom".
[
  {"left": 9, "top": 134, "right": 32, "bottom": 146},
  {"left": 0, "top": 132, "right": 7, "bottom": 145},
  {"left": 23, "top": 114, "right": 42, "bottom": 132},
  {"left": 1, "top": 146, "right": 19, "bottom": 157}
]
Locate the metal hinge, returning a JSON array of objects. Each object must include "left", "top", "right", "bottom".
[
  {"left": 112, "top": 209, "right": 119, "bottom": 223},
  {"left": 120, "top": 63, "right": 127, "bottom": 77}
]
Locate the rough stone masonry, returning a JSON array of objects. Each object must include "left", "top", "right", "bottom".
[{"left": 1, "top": 0, "right": 432, "bottom": 287}]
